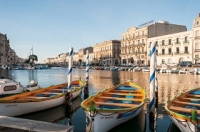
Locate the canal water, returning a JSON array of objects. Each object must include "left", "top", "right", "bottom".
[{"left": 1, "top": 67, "right": 200, "bottom": 132}]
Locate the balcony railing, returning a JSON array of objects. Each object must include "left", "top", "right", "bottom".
[
  {"left": 175, "top": 41, "right": 180, "bottom": 44},
  {"left": 195, "top": 36, "right": 200, "bottom": 39},
  {"left": 195, "top": 49, "right": 200, "bottom": 52}
]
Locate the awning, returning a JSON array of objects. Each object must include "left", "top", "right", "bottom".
[{"left": 194, "top": 58, "right": 200, "bottom": 60}]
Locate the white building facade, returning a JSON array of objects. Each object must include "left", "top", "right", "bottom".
[{"left": 147, "top": 31, "right": 193, "bottom": 65}]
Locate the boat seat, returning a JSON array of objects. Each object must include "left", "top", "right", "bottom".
[
  {"left": 95, "top": 101, "right": 137, "bottom": 108},
  {"left": 27, "top": 97, "right": 49, "bottom": 99},
  {"left": 111, "top": 90, "right": 141, "bottom": 93},
  {"left": 40, "top": 92, "right": 61, "bottom": 95},
  {"left": 169, "top": 105, "right": 200, "bottom": 114},
  {"left": 97, "top": 96, "right": 142, "bottom": 101},
  {"left": 106, "top": 92, "right": 143, "bottom": 96},
  {"left": 188, "top": 94, "right": 200, "bottom": 98},
  {"left": 173, "top": 100, "right": 200, "bottom": 107}
]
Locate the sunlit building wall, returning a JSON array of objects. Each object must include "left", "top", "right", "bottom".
[
  {"left": 121, "top": 21, "right": 187, "bottom": 65},
  {"left": 147, "top": 31, "right": 193, "bottom": 65},
  {"left": 193, "top": 13, "right": 200, "bottom": 63},
  {"left": 93, "top": 40, "right": 121, "bottom": 66}
]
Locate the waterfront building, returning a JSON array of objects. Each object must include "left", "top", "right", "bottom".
[
  {"left": 57, "top": 53, "right": 67, "bottom": 66},
  {"left": 148, "top": 31, "right": 192, "bottom": 65},
  {"left": 93, "top": 40, "right": 121, "bottom": 66},
  {"left": 121, "top": 21, "right": 187, "bottom": 65},
  {"left": 193, "top": 13, "right": 200, "bottom": 63},
  {"left": 73, "top": 52, "right": 79, "bottom": 65},
  {"left": 77, "top": 47, "right": 93, "bottom": 65},
  {"left": 147, "top": 13, "right": 200, "bottom": 65}
]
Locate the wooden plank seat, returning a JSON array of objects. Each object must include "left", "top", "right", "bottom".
[
  {"left": 97, "top": 96, "right": 142, "bottom": 102},
  {"left": 180, "top": 97, "right": 200, "bottom": 100},
  {"left": 110, "top": 90, "right": 141, "bottom": 93},
  {"left": 26, "top": 97, "right": 49, "bottom": 99},
  {"left": 105, "top": 92, "right": 143, "bottom": 96},
  {"left": 173, "top": 100, "right": 200, "bottom": 107},
  {"left": 95, "top": 101, "right": 138, "bottom": 107},
  {"left": 188, "top": 94, "right": 200, "bottom": 98},
  {"left": 169, "top": 106, "right": 200, "bottom": 114},
  {"left": 38, "top": 92, "right": 61, "bottom": 95}
]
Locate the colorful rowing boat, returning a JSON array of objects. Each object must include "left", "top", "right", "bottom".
[
  {"left": 81, "top": 80, "right": 146, "bottom": 132},
  {"left": 165, "top": 88, "right": 200, "bottom": 132},
  {"left": 0, "top": 80, "right": 84, "bottom": 116}
]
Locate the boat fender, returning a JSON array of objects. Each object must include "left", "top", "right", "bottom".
[
  {"left": 191, "top": 109, "right": 197, "bottom": 123},
  {"left": 89, "top": 101, "right": 96, "bottom": 121}
]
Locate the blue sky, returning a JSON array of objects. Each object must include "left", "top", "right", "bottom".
[{"left": 0, "top": 0, "right": 199, "bottom": 63}]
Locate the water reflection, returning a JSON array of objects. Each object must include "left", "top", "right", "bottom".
[{"left": 2, "top": 68, "right": 200, "bottom": 132}]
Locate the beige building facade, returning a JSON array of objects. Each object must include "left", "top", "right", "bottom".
[
  {"left": 121, "top": 21, "right": 187, "bottom": 65},
  {"left": 147, "top": 13, "right": 200, "bottom": 65},
  {"left": 193, "top": 13, "right": 200, "bottom": 63},
  {"left": 93, "top": 40, "right": 121, "bottom": 66}
]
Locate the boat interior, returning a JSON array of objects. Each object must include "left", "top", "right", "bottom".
[
  {"left": 168, "top": 89, "right": 200, "bottom": 117},
  {"left": 0, "top": 80, "right": 83, "bottom": 102},
  {"left": 83, "top": 82, "right": 145, "bottom": 110}
]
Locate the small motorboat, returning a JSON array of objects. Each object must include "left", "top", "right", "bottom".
[
  {"left": 0, "top": 79, "right": 25, "bottom": 98},
  {"left": 0, "top": 80, "right": 84, "bottom": 116},
  {"left": 165, "top": 88, "right": 200, "bottom": 132},
  {"left": 81, "top": 80, "right": 146, "bottom": 132}
]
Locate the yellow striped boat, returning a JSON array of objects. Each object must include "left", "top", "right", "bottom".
[
  {"left": 165, "top": 88, "right": 200, "bottom": 132},
  {"left": 0, "top": 80, "right": 84, "bottom": 116},
  {"left": 81, "top": 80, "right": 146, "bottom": 132}
]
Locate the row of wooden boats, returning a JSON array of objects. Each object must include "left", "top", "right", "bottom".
[{"left": 0, "top": 77, "right": 199, "bottom": 131}]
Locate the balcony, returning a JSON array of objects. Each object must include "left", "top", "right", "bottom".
[
  {"left": 195, "top": 49, "right": 200, "bottom": 52},
  {"left": 195, "top": 36, "right": 200, "bottom": 39},
  {"left": 183, "top": 41, "right": 189, "bottom": 46}
]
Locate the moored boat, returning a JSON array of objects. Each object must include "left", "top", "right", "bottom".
[
  {"left": 0, "top": 80, "right": 84, "bottom": 116},
  {"left": 81, "top": 80, "right": 146, "bottom": 132},
  {"left": 0, "top": 78, "right": 40, "bottom": 98},
  {"left": 165, "top": 88, "right": 200, "bottom": 132}
]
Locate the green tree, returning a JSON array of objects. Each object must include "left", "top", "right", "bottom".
[{"left": 24, "top": 54, "right": 38, "bottom": 66}]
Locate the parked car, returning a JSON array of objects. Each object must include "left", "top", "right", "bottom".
[{"left": 179, "top": 61, "right": 192, "bottom": 67}]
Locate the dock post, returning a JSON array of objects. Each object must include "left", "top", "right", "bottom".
[
  {"left": 84, "top": 50, "right": 89, "bottom": 99},
  {"left": 66, "top": 47, "right": 73, "bottom": 106},
  {"left": 149, "top": 42, "right": 156, "bottom": 131}
]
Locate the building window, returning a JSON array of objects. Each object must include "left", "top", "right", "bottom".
[
  {"left": 197, "top": 21, "right": 199, "bottom": 25},
  {"left": 168, "top": 48, "right": 171, "bottom": 55},
  {"left": 162, "top": 40, "right": 165, "bottom": 46},
  {"left": 176, "top": 38, "right": 179, "bottom": 44},
  {"left": 155, "top": 41, "right": 158, "bottom": 46},
  {"left": 138, "top": 40, "right": 140, "bottom": 44},
  {"left": 169, "top": 39, "right": 171, "bottom": 45},
  {"left": 162, "top": 49, "right": 165, "bottom": 55},
  {"left": 149, "top": 42, "right": 151, "bottom": 48},
  {"left": 184, "top": 36, "right": 188, "bottom": 43},
  {"left": 176, "top": 47, "right": 179, "bottom": 54},
  {"left": 156, "top": 50, "right": 158, "bottom": 55},
  {"left": 185, "top": 47, "right": 188, "bottom": 53},
  {"left": 142, "top": 39, "right": 144, "bottom": 44},
  {"left": 142, "top": 31, "right": 144, "bottom": 36}
]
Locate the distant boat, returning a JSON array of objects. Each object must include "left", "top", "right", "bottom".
[
  {"left": 0, "top": 80, "right": 84, "bottom": 116},
  {"left": 165, "top": 88, "right": 200, "bottom": 132},
  {"left": 81, "top": 80, "right": 146, "bottom": 132}
]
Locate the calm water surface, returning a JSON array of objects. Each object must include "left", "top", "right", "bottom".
[{"left": 1, "top": 67, "right": 200, "bottom": 132}]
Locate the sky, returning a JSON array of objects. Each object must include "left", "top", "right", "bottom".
[{"left": 0, "top": 0, "right": 199, "bottom": 63}]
